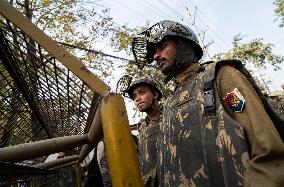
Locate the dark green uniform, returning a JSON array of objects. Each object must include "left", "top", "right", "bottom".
[{"left": 156, "top": 60, "right": 284, "bottom": 186}]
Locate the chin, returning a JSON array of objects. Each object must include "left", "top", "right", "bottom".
[
  {"left": 139, "top": 108, "right": 147, "bottom": 112},
  {"left": 162, "top": 68, "right": 172, "bottom": 75},
  {"left": 161, "top": 64, "right": 173, "bottom": 75},
  {"left": 139, "top": 107, "right": 150, "bottom": 113},
  {"left": 161, "top": 67, "right": 168, "bottom": 74}
]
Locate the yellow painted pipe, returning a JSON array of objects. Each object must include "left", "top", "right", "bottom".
[{"left": 100, "top": 93, "right": 143, "bottom": 187}]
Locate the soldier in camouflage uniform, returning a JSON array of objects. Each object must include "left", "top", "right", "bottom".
[
  {"left": 126, "top": 78, "right": 163, "bottom": 186},
  {"left": 131, "top": 20, "right": 284, "bottom": 186}
]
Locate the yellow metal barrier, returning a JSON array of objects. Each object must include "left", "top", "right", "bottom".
[{"left": 101, "top": 93, "right": 143, "bottom": 187}]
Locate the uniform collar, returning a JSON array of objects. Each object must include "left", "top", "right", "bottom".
[
  {"left": 145, "top": 105, "right": 163, "bottom": 125},
  {"left": 174, "top": 63, "right": 200, "bottom": 88}
]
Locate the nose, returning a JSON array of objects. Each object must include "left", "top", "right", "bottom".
[
  {"left": 154, "top": 49, "right": 162, "bottom": 62},
  {"left": 134, "top": 94, "right": 141, "bottom": 103}
]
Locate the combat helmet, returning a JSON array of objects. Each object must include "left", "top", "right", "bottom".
[
  {"left": 132, "top": 20, "right": 203, "bottom": 69},
  {"left": 125, "top": 77, "right": 162, "bottom": 101}
]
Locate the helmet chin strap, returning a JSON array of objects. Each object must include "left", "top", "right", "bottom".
[
  {"left": 164, "top": 59, "right": 184, "bottom": 83},
  {"left": 145, "top": 94, "right": 158, "bottom": 114},
  {"left": 164, "top": 38, "right": 195, "bottom": 83}
]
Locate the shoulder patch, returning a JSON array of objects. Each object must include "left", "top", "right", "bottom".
[{"left": 224, "top": 88, "right": 245, "bottom": 112}]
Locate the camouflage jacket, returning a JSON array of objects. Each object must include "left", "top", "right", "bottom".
[
  {"left": 97, "top": 140, "right": 112, "bottom": 187},
  {"left": 267, "top": 97, "right": 284, "bottom": 121},
  {"left": 156, "top": 60, "right": 284, "bottom": 187},
  {"left": 158, "top": 61, "right": 250, "bottom": 187},
  {"left": 138, "top": 106, "right": 163, "bottom": 187}
]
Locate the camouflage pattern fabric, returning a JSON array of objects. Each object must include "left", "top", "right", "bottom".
[
  {"left": 97, "top": 140, "right": 112, "bottom": 187},
  {"left": 267, "top": 97, "right": 284, "bottom": 121},
  {"left": 138, "top": 108, "right": 162, "bottom": 187},
  {"left": 157, "top": 62, "right": 249, "bottom": 186}
]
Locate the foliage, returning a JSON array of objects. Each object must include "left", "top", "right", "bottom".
[
  {"left": 274, "top": 0, "right": 284, "bottom": 27},
  {"left": 12, "top": 0, "right": 117, "bottom": 79},
  {"left": 0, "top": 0, "right": 117, "bottom": 145},
  {"left": 112, "top": 25, "right": 135, "bottom": 53},
  {"left": 213, "top": 34, "right": 284, "bottom": 92},
  {"left": 213, "top": 34, "right": 284, "bottom": 71}
]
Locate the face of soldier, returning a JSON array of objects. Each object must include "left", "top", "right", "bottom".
[
  {"left": 133, "top": 85, "right": 156, "bottom": 112},
  {"left": 153, "top": 39, "right": 177, "bottom": 75}
]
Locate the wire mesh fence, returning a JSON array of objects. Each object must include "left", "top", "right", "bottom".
[
  {"left": 0, "top": 2, "right": 115, "bottom": 186},
  {"left": 0, "top": 165, "right": 77, "bottom": 187},
  {"left": 0, "top": 17, "right": 95, "bottom": 152}
]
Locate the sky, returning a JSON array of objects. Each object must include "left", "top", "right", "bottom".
[
  {"left": 100, "top": 0, "right": 284, "bottom": 124},
  {"left": 104, "top": 0, "right": 284, "bottom": 91}
]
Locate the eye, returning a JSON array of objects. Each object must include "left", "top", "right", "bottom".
[
  {"left": 162, "top": 43, "right": 167, "bottom": 49},
  {"left": 159, "top": 43, "right": 166, "bottom": 50},
  {"left": 133, "top": 92, "right": 139, "bottom": 99},
  {"left": 156, "top": 42, "right": 166, "bottom": 51},
  {"left": 133, "top": 94, "right": 137, "bottom": 100}
]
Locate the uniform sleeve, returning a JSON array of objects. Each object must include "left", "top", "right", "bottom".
[{"left": 216, "top": 65, "right": 284, "bottom": 187}]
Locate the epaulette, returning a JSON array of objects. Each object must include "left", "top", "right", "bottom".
[{"left": 197, "top": 61, "right": 215, "bottom": 73}]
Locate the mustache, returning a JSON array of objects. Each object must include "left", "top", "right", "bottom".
[{"left": 156, "top": 57, "right": 167, "bottom": 65}]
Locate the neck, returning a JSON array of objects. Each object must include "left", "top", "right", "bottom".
[
  {"left": 174, "top": 63, "right": 200, "bottom": 87},
  {"left": 146, "top": 102, "right": 160, "bottom": 121}
]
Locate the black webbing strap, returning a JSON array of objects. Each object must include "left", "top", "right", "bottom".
[{"left": 202, "top": 61, "right": 218, "bottom": 116}]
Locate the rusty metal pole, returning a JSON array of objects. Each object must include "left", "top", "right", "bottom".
[
  {"left": 78, "top": 107, "right": 103, "bottom": 164},
  {"left": 0, "top": 134, "right": 88, "bottom": 162},
  {"left": 100, "top": 93, "right": 143, "bottom": 187},
  {"left": 33, "top": 155, "right": 79, "bottom": 169},
  {"left": 76, "top": 164, "right": 82, "bottom": 187},
  {"left": 50, "top": 161, "right": 78, "bottom": 170}
]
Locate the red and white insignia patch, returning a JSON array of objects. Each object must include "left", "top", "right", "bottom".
[{"left": 224, "top": 88, "right": 245, "bottom": 112}]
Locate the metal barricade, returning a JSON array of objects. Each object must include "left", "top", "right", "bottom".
[{"left": 0, "top": 1, "right": 143, "bottom": 186}]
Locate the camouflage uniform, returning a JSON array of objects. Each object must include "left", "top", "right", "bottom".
[
  {"left": 267, "top": 94, "right": 284, "bottom": 121},
  {"left": 157, "top": 60, "right": 284, "bottom": 187},
  {"left": 125, "top": 77, "right": 163, "bottom": 186},
  {"left": 131, "top": 20, "right": 284, "bottom": 187},
  {"left": 97, "top": 140, "right": 112, "bottom": 187},
  {"left": 138, "top": 106, "right": 162, "bottom": 186}
]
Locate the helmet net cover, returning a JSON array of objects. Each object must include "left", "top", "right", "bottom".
[{"left": 132, "top": 20, "right": 203, "bottom": 69}]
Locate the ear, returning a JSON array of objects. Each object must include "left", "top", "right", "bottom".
[{"left": 153, "top": 92, "right": 158, "bottom": 99}]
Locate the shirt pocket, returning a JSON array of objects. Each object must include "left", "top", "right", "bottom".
[
  {"left": 169, "top": 97, "right": 202, "bottom": 130},
  {"left": 140, "top": 123, "right": 160, "bottom": 139}
]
